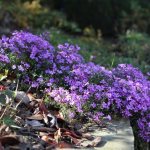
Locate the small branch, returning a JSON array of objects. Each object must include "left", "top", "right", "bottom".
[
  {"left": 0, "top": 105, "right": 8, "bottom": 120},
  {"left": 10, "top": 125, "right": 22, "bottom": 129},
  {"left": 26, "top": 85, "right": 32, "bottom": 93},
  {"left": 10, "top": 125, "right": 56, "bottom": 133},
  {"left": 15, "top": 99, "right": 23, "bottom": 110},
  {"left": 15, "top": 79, "right": 19, "bottom": 96}
]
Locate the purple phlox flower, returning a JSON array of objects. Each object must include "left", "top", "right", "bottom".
[
  {"left": 104, "top": 115, "right": 111, "bottom": 121},
  {"left": 68, "top": 112, "right": 75, "bottom": 119},
  {"left": 0, "top": 54, "right": 10, "bottom": 63},
  {"left": 31, "top": 81, "right": 39, "bottom": 88},
  {"left": 91, "top": 102, "right": 96, "bottom": 108},
  {"left": 37, "top": 77, "right": 44, "bottom": 83},
  {"left": 47, "top": 78, "right": 55, "bottom": 86},
  {"left": 18, "top": 65, "right": 24, "bottom": 72}
]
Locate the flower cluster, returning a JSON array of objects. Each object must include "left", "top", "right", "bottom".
[
  {"left": 0, "top": 31, "right": 83, "bottom": 88},
  {"left": 138, "top": 112, "right": 150, "bottom": 142},
  {"left": 0, "top": 31, "right": 149, "bottom": 142},
  {"left": 49, "top": 87, "right": 83, "bottom": 112},
  {"left": 111, "top": 64, "right": 150, "bottom": 117},
  {"left": 0, "top": 36, "right": 10, "bottom": 64},
  {"left": 0, "top": 54, "right": 10, "bottom": 64},
  {"left": 0, "top": 31, "right": 55, "bottom": 89}
]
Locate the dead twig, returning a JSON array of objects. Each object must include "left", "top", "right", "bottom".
[
  {"left": 10, "top": 125, "right": 56, "bottom": 133},
  {"left": 0, "top": 105, "right": 8, "bottom": 120}
]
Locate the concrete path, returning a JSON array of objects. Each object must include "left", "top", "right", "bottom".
[{"left": 92, "top": 119, "right": 134, "bottom": 150}]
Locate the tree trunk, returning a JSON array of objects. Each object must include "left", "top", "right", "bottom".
[{"left": 130, "top": 117, "right": 150, "bottom": 150}]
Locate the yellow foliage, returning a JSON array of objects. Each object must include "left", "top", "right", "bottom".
[
  {"left": 12, "top": 0, "right": 48, "bottom": 28},
  {"left": 23, "top": 0, "right": 47, "bottom": 14}
]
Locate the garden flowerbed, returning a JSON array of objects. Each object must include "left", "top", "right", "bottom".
[{"left": 0, "top": 31, "right": 149, "bottom": 149}]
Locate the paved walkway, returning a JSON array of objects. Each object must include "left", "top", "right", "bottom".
[{"left": 92, "top": 119, "right": 134, "bottom": 150}]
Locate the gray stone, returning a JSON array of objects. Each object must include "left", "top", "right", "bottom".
[{"left": 15, "top": 91, "right": 30, "bottom": 104}]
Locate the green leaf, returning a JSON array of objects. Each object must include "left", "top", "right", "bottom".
[
  {"left": 4, "top": 89, "right": 14, "bottom": 98},
  {"left": 0, "top": 70, "right": 8, "bottom": 81},
  {"left": 0, "top": 94, "right": 7, "bottom": 105},
  {"left": 0, "top": 90, "right": 14, "bottom": 105},
  {"left": 2, "top": 116, "right": 15, "bottom": 126}
]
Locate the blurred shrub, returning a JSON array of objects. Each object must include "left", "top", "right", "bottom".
[
  {"left": 59, "top": 0, "right": 131, "bottom": 36},
  {"left": 13, "top": 0, "right": 45, "bottom": 28},
  {"left": 51, "top": 0, "right": 150, "bottom": 36},
  {"left": 1, "top": 0, "right": 150, "bottom": 36},
  {"left": 118, "top": 30, "right": 150, "bottom": 72},
  {"left": 121, "top": 0, "right": 150, "bottom": 33},
  {"left": 0, "top": 0, "right": 81, "bottom": 34},
  {"left": 32, "top": 10, "right": 81, "bottom": 33}
]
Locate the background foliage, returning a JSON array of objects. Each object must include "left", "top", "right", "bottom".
[{"left": 0, "top": 0, "right": 150, "bottom": 72}]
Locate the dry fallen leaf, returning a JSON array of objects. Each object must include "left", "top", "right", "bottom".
[
  {"left": 0, "top": 125, "right": 7, "bottom": 135},
  {"left": 91, "top": 137, "right": 102, "bottom": 147},
  {"left": 61, "top": 128, "right": 81, "bottom": 139},
  {"left": 0, "top": 135, "right": 20, "bottom": 146},
  {"left": 80, "top": 136, "right": 102, "bottom": 147},
  {"left": 43, "top": 113, "right": 49, "bottom": 125},
  {"left": 80, "top": 140, "right": 91, "bottom": 147},
  {"left": 54, "top": 111, "right": 64, "bottom": 119},
  {"left": 63, "top": 135, "right": 79, "bottom": 145},
  {"left": 41, "top": 135, "right": 51, "bottom": 142},
  {"left": 39, "top": 101, "right": 48, "bottom": 114},
  {"left": 39, "top": 132, "right": 48, "bottom": 136},
  {"left": 27, "top": 93, "right": 35, "bottom": 101},
  {"left": 57, "top": 141, "right": 74, "bottom": 149},
  {"left": 31, "top": 127, "right": 56, "bottom": 132},
  {"left": 41, "top": 135, "right": 57, "bottom": 146},
  {"left": 82, "top": 133, "right": 94, "bottom": 140},
  {"left": 54, "top": 128, "right": 61, "bottom": 143},
  {"left": 27, "top": 114, "right": 43, "bottom": 120}
]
